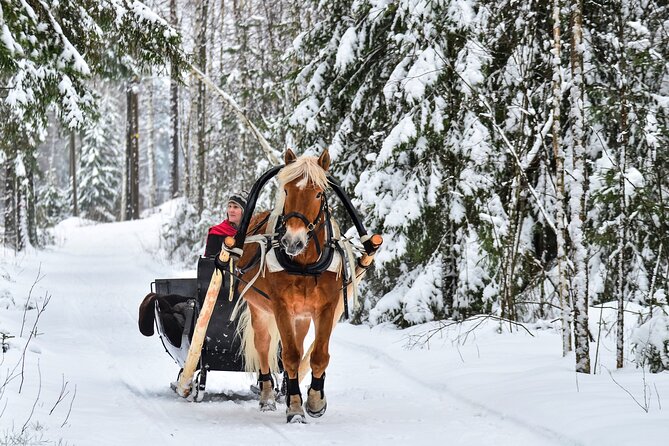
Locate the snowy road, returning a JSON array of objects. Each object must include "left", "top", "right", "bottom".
[{"left": 3, "top": 211, "right": 668, "bottom": 445}]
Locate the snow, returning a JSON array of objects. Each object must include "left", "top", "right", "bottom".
[
  {"left": 403, "top": 46, "right": 444, "bottom": 102},
  {"left": 1, "top": 212, "right": 669, "bottom": 445},
  {"left": 335, "top": 27, "right": 359, "bottom": 72},
  {"left": 377, "top": 115, "right": 416, "bottom": 165},
  {"left": 1, "top": 23, "right": 20, "bottom": 55}
]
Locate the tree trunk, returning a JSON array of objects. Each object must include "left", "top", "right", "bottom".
[
  {"left": 569, "top": 0, "right": 590, "bottom": 373},
  {"left": 70, "top": 131, "right": 78, "bottom": 217},
  {"left": 147, "top": 81, "right": 156, "bottom": 209},
  {"left": 553, "top": 0, "right": 572, "bottom": 356},
  {"left": 26, "top": 160, "right": 37, "bottom": 246},
  {"left": 4, "top": 159, "right": 16, "bottom": 249},
  {"left": 196, "top": 0, "right": 209, "bottom": 215},
  {"left": 170, "top": 0, "right": 180, "bottom": 198},
  {"left": 616, "top": 1, "right": 630, "bottom": 369},
  {"left": 125, "top": 79, "right": 140, "bottom": 220}
]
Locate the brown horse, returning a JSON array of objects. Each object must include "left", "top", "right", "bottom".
[{"left": 236, "top": 149, "right": 344, "bottom": 423}]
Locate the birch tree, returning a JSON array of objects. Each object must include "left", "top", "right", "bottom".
[
  {"left": 568, "top": 0, "right": 590, "bottom": 373},
  {"left": 552, "top": 0, "right": 572, "bottom": 356}
]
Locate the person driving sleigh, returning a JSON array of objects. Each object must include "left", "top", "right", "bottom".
[{"left": 204, "top": 193, "right": 246, "bottom": 257}]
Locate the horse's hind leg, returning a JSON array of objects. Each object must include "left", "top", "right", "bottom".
[
  {"left": 250, "top": 306, "right": 277, "bottom": 411},
  {"left": 306, "top": 302, "right": 336, "bottom": 418}
]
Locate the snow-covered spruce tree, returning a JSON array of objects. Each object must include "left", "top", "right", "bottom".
[
  {"left": 78, "top": 90, "right": 123, "bottom": 222},
  {"left": 211, "top": 0, "right": 297, "bottom": 194},
  {"left": 286, "top": 0, "right": 523, "bottom": 325},
  {"left": 584, "top": 0, "right": 669, "bottom": 368},
  {"left": 36, "top": 175, "right": 69, "bottom": 228},
  {"left": 161, "top": 198, "right": 212, "bottom": 265},
  {"left": 475, "top": 0, "right": 568, "bottom": 327}
]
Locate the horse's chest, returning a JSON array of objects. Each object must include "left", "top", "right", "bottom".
[{"left": 270, "top": 274, "right": 337, "bottom": 315}]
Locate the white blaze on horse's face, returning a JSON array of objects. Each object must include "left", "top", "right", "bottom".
[
  {"left": 276, "top": 149, "right": 331, "bottom": 258},
  {"left": 280, "top": 181, "right": 324, "bottom": 257}
]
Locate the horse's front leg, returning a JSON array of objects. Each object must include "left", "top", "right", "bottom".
[
  {"left": 306, "top": 302, "right": 336, "bottom": 418},
  {"left": 273, "top": 303, "right": 306, "bottom": 423}
]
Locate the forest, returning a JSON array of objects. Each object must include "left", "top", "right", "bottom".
[{"left": 1, "top": 0, "right": 668, "bottom": 375}]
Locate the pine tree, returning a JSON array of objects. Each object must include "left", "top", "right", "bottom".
[{"left": 79, "top": 91, "right": 122, "bottom": 222}]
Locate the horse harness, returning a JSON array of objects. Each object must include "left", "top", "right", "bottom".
[{"left": 217, "top": 190, "right": 358, "bottom": 319}]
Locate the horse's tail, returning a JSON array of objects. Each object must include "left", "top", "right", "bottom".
[{"left": 238, "top": 304, "right": 281, "bottom": 375}]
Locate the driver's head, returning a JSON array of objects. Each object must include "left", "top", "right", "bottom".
[{"left": 227, "top": 194, "right": 246, "bottom": 227}]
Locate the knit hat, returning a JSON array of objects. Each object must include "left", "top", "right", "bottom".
[{"left": 228, "top": 193, "right": 246, "bottom": 212}]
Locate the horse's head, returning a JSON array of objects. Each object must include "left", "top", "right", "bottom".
[{"left": 276, "top": 149, "right": 331, "bottom": 257}]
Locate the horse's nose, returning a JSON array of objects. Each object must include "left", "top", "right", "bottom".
[
  {"left": 281, "top": 235, "right": 305, "bottom": 256},
  {"left": 293, "top": 240, "right": 305, "bottom": 253}
]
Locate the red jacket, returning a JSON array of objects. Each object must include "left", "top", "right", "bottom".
[
  {"left": 204, "top": 220, "right": 237, "bottom": 256},
  {"left": 208, "top": 220, "right": 238, "bottom": 237}
]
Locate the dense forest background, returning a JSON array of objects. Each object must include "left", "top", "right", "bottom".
[{"left": 1, "top": 0, "right": 668, "bottom": 374}]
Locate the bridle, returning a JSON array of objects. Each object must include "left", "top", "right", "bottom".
[{"left": 276, "top": 191, "right": 331, "bottom": 258}]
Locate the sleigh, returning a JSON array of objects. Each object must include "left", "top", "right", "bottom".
[
  {"left": 139, "top": 154, "right": 383, "bottom": 416},
  {"left": 142, "top": 256, "right": 281, "bottom": 401}
]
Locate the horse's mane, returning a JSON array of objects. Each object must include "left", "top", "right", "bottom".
[
  {"left": 277, "top": 155, "right": 330, "bottom": 190},
  {"left": 271, "top": 154, "right": 330, "bottom": 219}
]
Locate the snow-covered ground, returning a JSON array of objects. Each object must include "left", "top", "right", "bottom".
[{"left": 1, "top": 207, "right": 667, "bottom": 445}]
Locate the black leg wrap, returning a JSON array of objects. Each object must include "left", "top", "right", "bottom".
[
  {"left": 309, "top": 373, "right": 325, "bottom": 398},
  {"left": 286, "top": 377, "right": 302, "bottom": 404},
  {"left": 287, "top": 378, "right": 300, "bottom": 395},
  {"left": 258, "top": 371, "right": 274, "bottom": 386}
]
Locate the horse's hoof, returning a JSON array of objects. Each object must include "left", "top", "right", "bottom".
[
  {"left": 286, "top": 394, "right": 305, "bottom": 423},
  {"left": 305, "top": 401, "right": 327, "bottom": 418},
  {"left": 260, "top": 400, "right": 277, "bottom": 412},
  {"left": 287, "top": 413, "right": 307, "bottom": 424},
  {"left": 258, "top": 379, "right": 276, "bottom": 412},
  {"left": 305, "top": 389, "right": 327, "bottom": 418}
]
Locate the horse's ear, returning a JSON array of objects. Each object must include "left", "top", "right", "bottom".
[
  {"left": 318, "top": 149, "right": 331, "bottom": 172},
  {"left": 285, "top": 149, "right": 297, "bottom": 165}
]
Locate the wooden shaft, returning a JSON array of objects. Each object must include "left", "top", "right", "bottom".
[{"left": 175, "top": 250, "right": 229, "bottom": 397}]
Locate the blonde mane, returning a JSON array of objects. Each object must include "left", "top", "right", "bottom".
[
  {"left": 271, "top": 154, "right": 330, "bottom": 220},
  {"left": 277, "top": 155, "right": 330, "bottom": 191}
]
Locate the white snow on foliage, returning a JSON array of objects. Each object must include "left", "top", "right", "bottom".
[
  {"left": 383, "top": 56, "right": 411, "bottom": 103},
  {"left": 377, "top": 115, "right": 416, "bottom": 164},
  {"left": 403, "top": 46, "right": 444, "bottom": 102},
  {"left": 454, "top": 39, "right": 490, "bottom": 96},
  {"left": 335, "top": 26, "right": 359, "bottom": 72},
  {"left": 454, "top": 227, "right": 490, "bottom": 312},
  {"left": 632, "top": 313, "right": 669, "bottom": 371},
  {"left": 369, "top": 256, "right": 443, "bottom": 325},
  {"left": 1, "top": 22, "right": 20, "bottom": 54}
]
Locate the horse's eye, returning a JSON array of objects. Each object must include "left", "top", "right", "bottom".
[
  {"left": 284, "top": 189, "right": 288, "bottom": 196},
  {"left": 315, "top": 192, "right": 322, "bottom": 199}
]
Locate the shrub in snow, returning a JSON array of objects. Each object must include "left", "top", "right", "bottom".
[
  {"left": 161, "top": 199, "right": 210, "bottom": 266},
  {"left": 36, "top": 183, "right": 69, "bottom": 228},
  {"left": 631, "top": 312, "right": 669, "bottom": 373}
]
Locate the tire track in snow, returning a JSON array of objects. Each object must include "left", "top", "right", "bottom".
[{"left": 334, "top": 336, "right": 584, "bottom": 446}]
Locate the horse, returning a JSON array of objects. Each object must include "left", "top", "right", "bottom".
[{"left": 235, "top": 148, "right": 347, "bottom": 423}]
